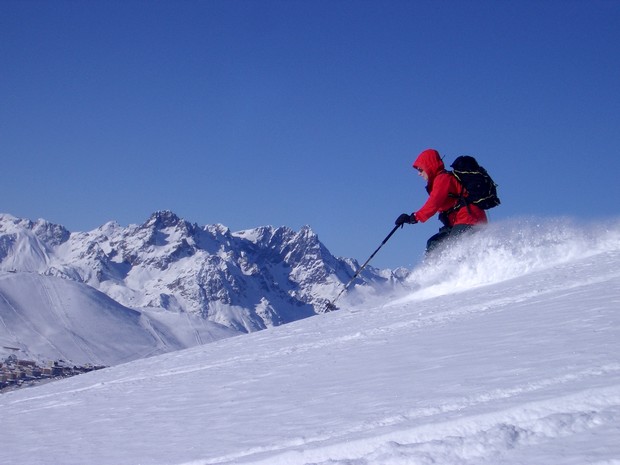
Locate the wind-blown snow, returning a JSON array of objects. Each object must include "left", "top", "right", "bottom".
[{"left": 1, "top": 217, "right": 620, "bottom": 465}]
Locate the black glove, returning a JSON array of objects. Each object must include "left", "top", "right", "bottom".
[{"left": 395, "top": 213, "right": 417, "bottom": 226}]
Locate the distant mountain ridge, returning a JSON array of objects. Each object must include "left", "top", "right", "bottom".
[{"left": 0, "top": 212, "right": 406, "bottom": 364}]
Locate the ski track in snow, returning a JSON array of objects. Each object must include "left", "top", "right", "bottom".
[
  {"left": 40, "top": 276, "right": 103, "bottom": 365},
  {"left": 0, "top": 278, "right": 69, "bottom": 360},
  {"left": 138, "top": 313, "right": 174, "bottom": 355},
  {"left": 0, "top": 291, "right": 20, "bottom": 347},
  {"left": 198, "top": 384, "right": 620, "bottom": 465},
  {"left": 188, "top": 369, "right": 620, "bottom": 465}
]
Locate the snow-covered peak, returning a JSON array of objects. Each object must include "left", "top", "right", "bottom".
[
  {"left": 0, "top": 213, "right": 69, "bottom": 246},
  {"left": 0, "top": 213, "right": 23, "bottom": 232},
  {"left": 0, "top": 212, "right": 402, "bottom": 336},
  {"left": 204, "top": 223, "right": 231, "bottom": 237},
  {"left": 31, "top": 218, "right": 70, "bottom": 247},
  {"left": 96, "top": 220, "right": 122, "bottom": 236},
  {"left": 144, "top": 210, "right": 183, "bottom": 229},
  {"left": 234, "top": 224, "right": 293, "bottom": 247}
]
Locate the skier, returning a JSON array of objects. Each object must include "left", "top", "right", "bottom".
[{"left": 395, "top": 148, "right": 488, "bottom": 253}]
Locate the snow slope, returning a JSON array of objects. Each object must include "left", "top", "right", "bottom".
[
  {"left": 0, "top": 272, "right": 237, "bottom": 365},
  {"left": 1, "top": 217, "right": 619, "bottom": 465}
]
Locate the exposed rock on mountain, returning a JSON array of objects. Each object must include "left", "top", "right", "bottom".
[{"left": 0, "top": 212, "right": 405, "bottom": 345}]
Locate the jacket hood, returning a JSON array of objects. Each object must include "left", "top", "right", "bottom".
[{"left": 413, "top": 149, "right": 445, "bottom": 182}]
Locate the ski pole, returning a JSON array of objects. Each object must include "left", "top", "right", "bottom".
[{"left": 325, "top": 223, "right": 400, "bottom": 311}]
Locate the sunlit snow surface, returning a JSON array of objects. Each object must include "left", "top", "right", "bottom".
[{"left": 2, "top": 217, "right": 620, "bottom": 465}]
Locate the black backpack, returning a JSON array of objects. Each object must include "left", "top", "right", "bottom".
[{"left": 449, "top": 155, "right": 500, "bottom": 210}]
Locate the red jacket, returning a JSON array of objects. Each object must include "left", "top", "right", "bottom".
[{"left": 412, "top": 149, "right": 487, "bottom": 226}]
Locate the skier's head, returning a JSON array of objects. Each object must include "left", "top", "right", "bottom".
[{"left": 413, "top": 149, "right": 444, "bottom": 181}]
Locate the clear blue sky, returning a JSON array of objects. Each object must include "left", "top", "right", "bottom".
[{"left": 2, "top": 0, "right": 619, "bottom": 269}]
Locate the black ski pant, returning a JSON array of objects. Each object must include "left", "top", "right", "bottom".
[{"left": 426, "top": 224, "right": 474, "bottom": 254}]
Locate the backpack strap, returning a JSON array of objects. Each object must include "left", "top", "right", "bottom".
[
  {"left": 448, "top": 171, "right": 469, "bottom": 209},
  {"left": 442, "top": 171, "right": 471, "bottom": 220},
  {"left": 437, "top": 172, "right": 469, "bottom": 227}
]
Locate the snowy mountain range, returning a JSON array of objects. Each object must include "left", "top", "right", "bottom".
[
  {"left": 0, "top": 211, "right": 405, "bottom": 365},
  {"left": 1, "top": 217, "right": 619, "bottom": 464}
]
